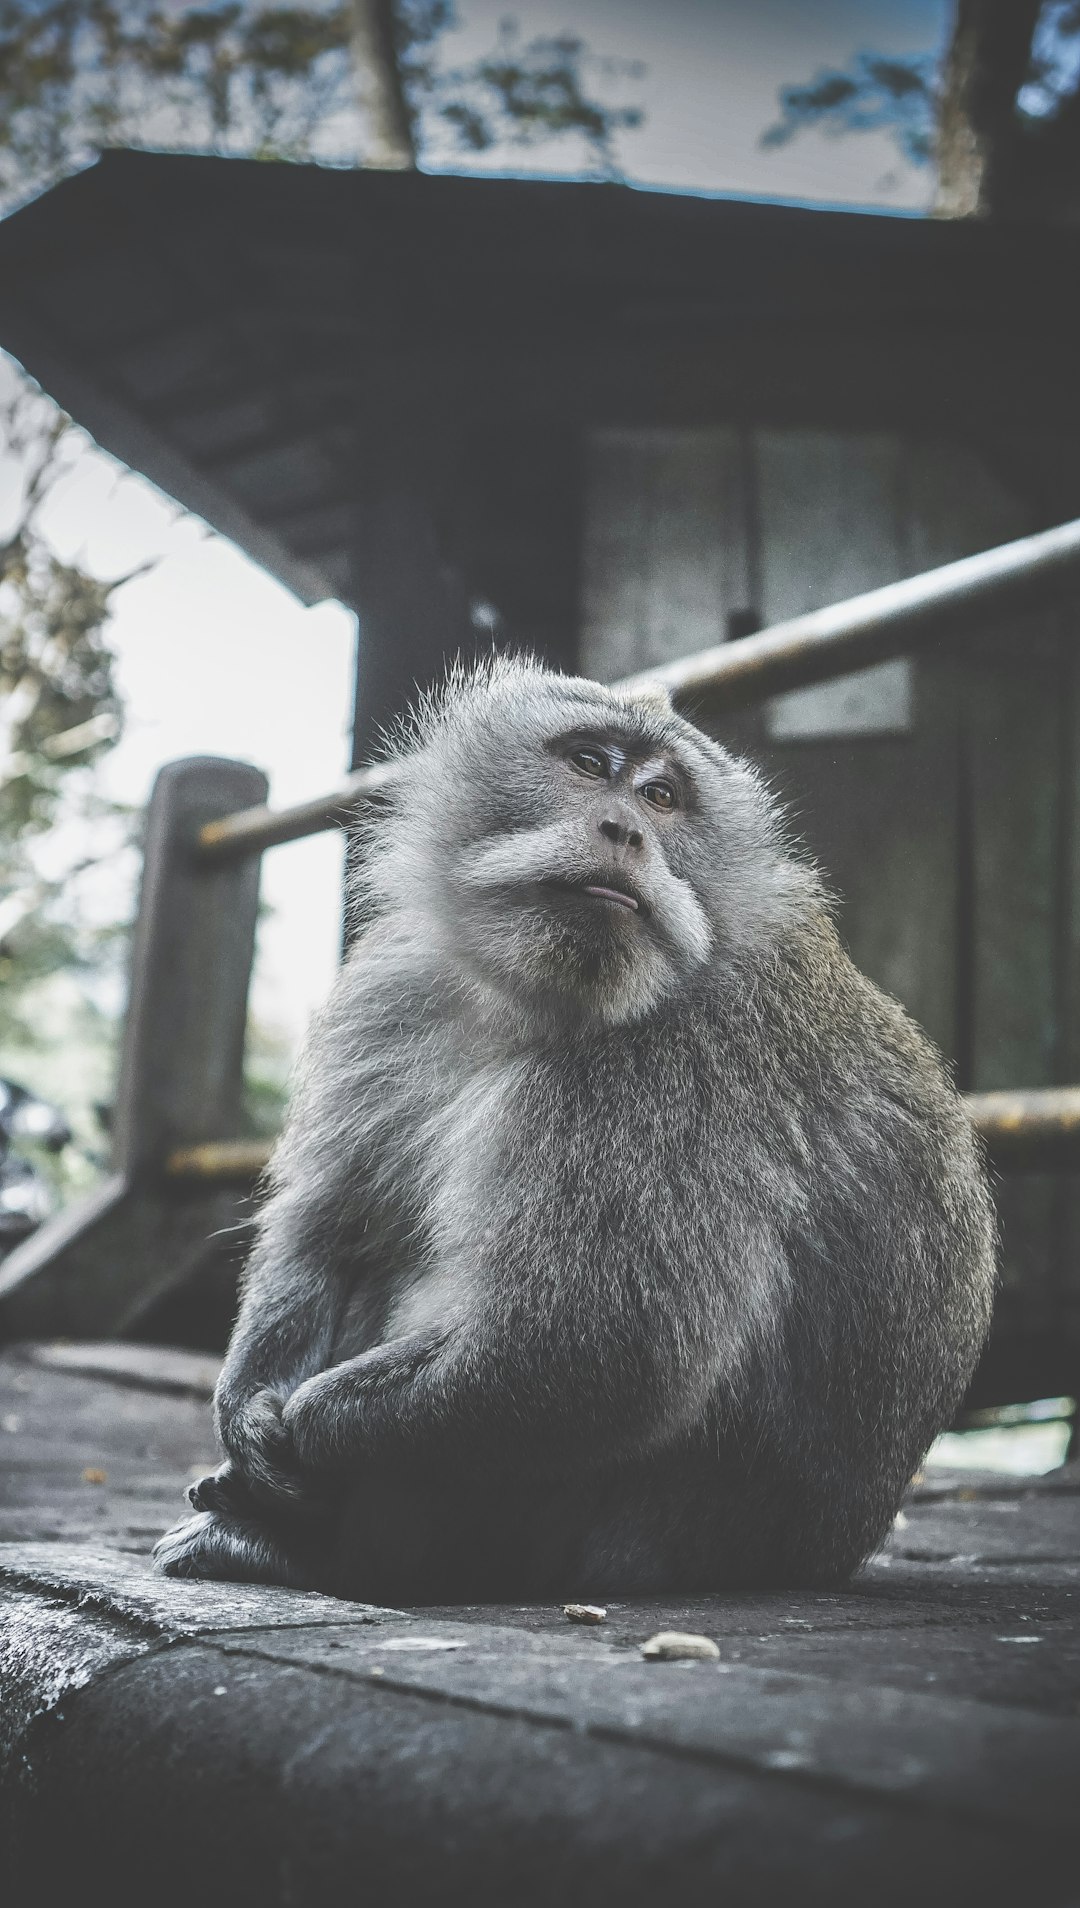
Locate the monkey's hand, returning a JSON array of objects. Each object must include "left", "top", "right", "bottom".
[
  {"left": 214, "top": 1386, "right": 315, "bottom": 1512},
  {"left": 281, "top": 1336, "right": 443, "bottom": 1473}
]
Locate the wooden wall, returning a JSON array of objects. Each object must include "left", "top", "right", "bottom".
[{"left": 581, "top": 426, "right": 1080, "bottom": 1401}]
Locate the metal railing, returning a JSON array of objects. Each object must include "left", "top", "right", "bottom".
[
  {"left": 197, "top": 758, "right": 399, "bottom": 864},
  {"left": 162, "top": 1086, "right": 1080, "bottom": 1183},
  {"left": 194, "top": 514, "right": 1080, "bottom": 866}
]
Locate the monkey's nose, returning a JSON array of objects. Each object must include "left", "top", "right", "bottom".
[{"left": 599, "top": 816, "right": 644, "bottom": 850}]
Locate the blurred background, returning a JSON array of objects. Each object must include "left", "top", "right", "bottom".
[{"left": 1, "top": 0, "right": 1079, "bottom": 1467}]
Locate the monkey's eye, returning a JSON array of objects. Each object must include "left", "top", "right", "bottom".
[
  {"left": 570, "top": 746, "right": 609, "bottom": 779},
  {"left": 641, "top": 780, "right": 678, "bottom": 811}
]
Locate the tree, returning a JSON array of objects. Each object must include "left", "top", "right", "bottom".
[
  {"left": 0, "top": 373, "right": 132, "bottom": 1052},
  {"left": 0, "top": 1, "right": 643, "bottom": 207},
  {"left": 762, "top": 0, "right": 1080, "bottom": 222}
]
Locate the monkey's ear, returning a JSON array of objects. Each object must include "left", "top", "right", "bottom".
[{"left": 628, "top": 680, "right": 674, "bottom": 717}]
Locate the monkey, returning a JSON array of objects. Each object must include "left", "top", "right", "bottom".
[{"left": 154, "top": 657, "right": 996, "bottom": 1603}]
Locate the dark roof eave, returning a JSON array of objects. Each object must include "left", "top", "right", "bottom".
[
  {"left": 0, "top": 291, "right": 335, "bottom": 606},
  {"left": 2, "top": 151, "right": 1079, "bottom": 607}
]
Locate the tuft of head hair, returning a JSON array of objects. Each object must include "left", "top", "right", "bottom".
[
  {"left": 625, "top": 679, "right": 674, "bottom": 719},
  {"left": 372, "top": 652, "right": 550, "bottom": 766}
]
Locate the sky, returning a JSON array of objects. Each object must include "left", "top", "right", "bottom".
[
  {"left": 0, "top": 400, "right": 356, "bottom": 1055},
  {"left": 446, "top": 0, "right": 948, "bottom": 207},
  {"left": 1, "top": 0, "right": 952, "bottom": 1077}
]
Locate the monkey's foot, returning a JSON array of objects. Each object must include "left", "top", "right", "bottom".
[
  {"left": 153, "top": 1509, "right": 319, "bottom": 1589},
  {"left": 153, "top": 1510, "right": 243, "bottom": 1580}
]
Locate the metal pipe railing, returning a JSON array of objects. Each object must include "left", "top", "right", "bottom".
[
  {"left": 197, "top": 759, "right": 398, "bottom": 863},
  {"left": 164, "top": 1087, "right": 1080, "bottom": 1181},
  {"left": 164, "top": 1138, "right": 275, "bottom": 1181},
  {"left": 963, "top": 1088, "right": 1080, "bottom": 1164},
  {"left": 621, "top": 512, "right": 1080, "bottom": 709},
  {"left": 195, "top": 513, "right": 1080, "bottom": 866}
]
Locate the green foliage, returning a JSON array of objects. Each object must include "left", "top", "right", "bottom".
[
  {"left": 0, "top": 981, "right": 118, "bottom": 1200},
  {"left": 0, "top": 1, "right": 356, "bottom": 192},
  {"left": 242, "top": 1007, "right": 294, "bottom": 1135},
  {"left": 0, "top": 373, "right": 131, "bottom": 1049}
]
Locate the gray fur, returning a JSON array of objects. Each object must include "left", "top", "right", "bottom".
[{"left": 155, "top": 658, "right": 996, "bottom": 1602}]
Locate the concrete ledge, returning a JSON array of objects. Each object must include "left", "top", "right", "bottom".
[
  {"left": 2, "top": 1351, "right": 1079, "bottom": 1906},
  {"left": 3, "top": 1543, "right": 1080, "bottom": 1908}
]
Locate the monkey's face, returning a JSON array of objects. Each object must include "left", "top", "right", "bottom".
[
  {"left": 374, "top": 665, "right": 803, "bottom": 1029},
  {"left": 452, "top": 713, "right": 711, "bottom": 1024}
]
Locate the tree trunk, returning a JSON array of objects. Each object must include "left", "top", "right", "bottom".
[
  {"left": 350, "top": 0, "right": 416, "bottom": 169},
  {"left": 933, "top": 0, "right": 1041, "bottom": 218}
]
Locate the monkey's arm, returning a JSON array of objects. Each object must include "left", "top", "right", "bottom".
[
  {"left": 210, "top": 937, "right": 435, "bottom": 1500},
  {"left": 279, "top": 1284, "right": 739, "bottom": 1485},
  {"left": 200, "top": 1211, "right": 360, "bottom": 1512},
  {"left": 212, "top": 1106, "right": 396, "bottom": 1501}
]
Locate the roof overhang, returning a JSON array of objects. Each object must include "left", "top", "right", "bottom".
[{"left": 1, "top": 151, "right": 1077, "bottom": 605}]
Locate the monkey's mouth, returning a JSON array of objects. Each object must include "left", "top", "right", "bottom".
[
  {"left": 545, "top": 878, "right": 646, "bottom": 916},
  {"left": 583, "top": 883, "right": 639, "bottom": 911}
]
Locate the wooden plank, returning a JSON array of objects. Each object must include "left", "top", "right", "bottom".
[
  {"left": 965, "top": 649, "right": 1059, "bottom": 1347},
  {"left": 26, "top": 1340, "right": 221, "bottom": 1399},
  {"left": 744, "top": 432, "right": 955, "bottom": 1056},
  {"left": 1056, "top": 609, "right": 1080, "bottom": 1379},
  {"left": 905, "top": 442, "right": 1061, "bottom": 1392},
  {"left": 0, "top": 1180, "right": 254, "bottom": 1342},
  {"left": 755, "top": 429, "right": 911, "bottom": 739},
  {"left": 750, "top": 698, "right": 960, "bottom": 1059},
  {"left": 903, "top": 437, "right": 1031, "bottom": 601},
  {"left": 964, "top": 622, "right": 1058, "bottom": 1095},
  {"left": 580, "top": 427, "right": 751, "bottom": 680},
  {"left": 456, "top": 417, "right": 579, "bottom": 673},
  {"left": 348, "top": 486, "right": 474, "bottom": 768},
  {"left": 906, "top": 437, "right": 1034, "bottom": 1081}
]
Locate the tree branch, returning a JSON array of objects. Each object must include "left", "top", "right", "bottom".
[
  {"left": 349, "top": 0, "right": 416, "bottom": 168},
  {"left": 934, "top": 0, "right": 1043, "bottom": 217}
]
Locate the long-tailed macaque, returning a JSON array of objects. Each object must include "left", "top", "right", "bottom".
[{"left": 155, "top": 661, "right": 995, "bottom": 1602}]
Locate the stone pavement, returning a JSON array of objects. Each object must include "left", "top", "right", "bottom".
[{"left": 1, "top": 1341, "right": 1078, "bottom": 1906}]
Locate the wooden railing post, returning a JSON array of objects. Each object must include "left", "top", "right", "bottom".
[
  {"left": 112, "top": 757, "right": 268, "bottom": 1176},
  {"left": 0, "top": 756, "right": 268, "bottom": 1342}
]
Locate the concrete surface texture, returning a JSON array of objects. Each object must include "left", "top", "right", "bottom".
[{"left": 0, "top": 1340, "right": 1078, "bottom": 1906}]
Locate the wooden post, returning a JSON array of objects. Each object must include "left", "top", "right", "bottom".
[
  {"left": 349, "top": 487, "right": 474, "bottom": 769},
  {"left": 111, "top": 757, "right": 268, "bottom": 1175},
  {"left": 0, "top": 757, "right": 268, "bottom": 1343}
]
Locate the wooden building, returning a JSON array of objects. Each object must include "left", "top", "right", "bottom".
[{"left": 1, "top": 151, "right": 1080, "bottom": 1395}]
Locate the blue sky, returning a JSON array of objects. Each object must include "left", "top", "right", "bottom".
[{"left": 444, "top": 0, "right": 950, "bottom": 207}]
